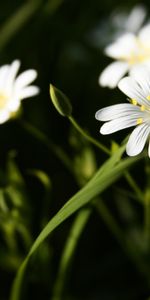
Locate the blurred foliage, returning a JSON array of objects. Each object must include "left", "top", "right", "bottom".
[{"left": 0, "top": 0, "right": 150, "bottom": 300}]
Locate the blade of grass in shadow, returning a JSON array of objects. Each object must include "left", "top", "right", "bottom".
[
  {"left": 19, "top": 120, "right": 73, "bottom": 175},
  {"left": 52, "top": 208, "right": 91, "bottom": 300},
  {"left": 43, "top": 0, "right": 63, "bottom": 15},
  {"left": 0, "top": 0, "right": 43, "bottom": 51},
  {"left": 94, "top": 198, "right": 150, "bottom": 278},
  {"left": 10, "top": 146, "right": 142, "bottom": 300},
  {"left": 0, "top": 0, "right": 64, "bottom": 52}
]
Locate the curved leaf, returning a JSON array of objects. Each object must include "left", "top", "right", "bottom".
[{"left": 10, "top": 145, "right": 141, "bottom": 300}]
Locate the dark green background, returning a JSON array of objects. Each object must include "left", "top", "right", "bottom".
[{"left": 0, "top": 1, "right": 149, "bottom": 299}]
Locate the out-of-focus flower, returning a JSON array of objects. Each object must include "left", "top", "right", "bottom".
[
  {"left": 112, "top": 5, "right": 146, "bottom": 35},
  {"left": 95, "top": 66, "right": 150, "bottom": 157},
  {"left": 99, "top": 23, "right": 150, "bottom": 88},
  {"left": 88, "top": 5, "right": 147, "bottom": 48},
  {"left": 0, "top": 60, "right": 39, "bottom": 124}
]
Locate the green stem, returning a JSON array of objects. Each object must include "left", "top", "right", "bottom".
[
  {"left": 69, "top": 116, "right": 144, "bottom": 204},
  {"left": 124, "top": 172, "right": 143, "bottom": 204},
  {"left": 0, "top": 0, "right": 43, "bottom": 51},
  {"left": 144, "top": 161, "right": 150, "bottom": 251},
  {"left": 52, "top": 208, "right": 91, "bottom": 300},
  {"left": 19, "top": 120, "right": 73, "bottom": 175},
  {"left": 21, "top": 117, "right": 143, "bottom": 207},
  {"left": 93, "top": 199, "right": 125, "bottom": 248},
  {"left": 68, "top": 116, "right": 110, "bottom": 155},
  {"left": 144, "top": 189, "right": 150, "bottom": 250},
  {"left": 94, "top": 198, "right": 148, "bottom": 277}
]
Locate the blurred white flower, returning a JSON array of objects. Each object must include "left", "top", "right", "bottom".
[
  {"left": 88, "top": 5, "right": 147, "bottom": 48},
  {"left": 96, "top": 66, "right": 150, "bottom": 157},
  {"left": 0, "top": 59, "right": 39, "bottom": 124},
  {"left": 99, "top": 23, "right": 150, "bottom": 88},
  {"left": 112, "top": 5, "right": 146, "bottom": 35}
]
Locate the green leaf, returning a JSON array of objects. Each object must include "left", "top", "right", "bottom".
[
  {"left": 10, "top": 145, "right": 141, "bottom": 300},
  {"left": 5, "top": 151, "right": 28, "bottom": 209},
  {"left": 52, "top": 207, "right": 91, "bottom": 300},
  {"left": 50, "top": 84, "right": 72, "bottom": 117},
  {"left": 6, "top": 151, "right": 25, "bottom": 186},
  {"left": 27, "top": 169, "right": 52, "bottom": 193}
]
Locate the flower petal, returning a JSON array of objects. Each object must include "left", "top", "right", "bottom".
[
  {"left": 5, "top": 60, "right": 20, "bottom": 94},
  {"left": 126, "top": 123, "right": 150, "bottom": 156},
  {"left": 105, "top": 33, "right": 137, "bottom": 59},
  {"left": 130, "top": 66, "right": 150, "bottom": 96},
  {"left": 118, "top": 76, "right": 149, "bottom": 106},
  {"left": 138, "top": 23, "right": 150, "bottom": 44},
  {"left": 99, "top": 61, "right": 128, "bottom": 88},
  {"left": 0, "top": 110, "right": 10, "bottom": 124},
  {"left": 7, "top": 98, "right": 20, "bottom": 112},
  {"left": 100, "top": 115, "right": 138, "bottom": 135},
  {"left": 0, "top": 65, "right": 9, "bottom": 89},
  {"left": 95, "top": 103, "right": 141, "bottom": 121},
  {"left": 18, "top": 86, "right": 40, "bottom": 100},
  {"left": 125, "top": 5, "right": 146, "bottom": 32},
  {"left": 14, "top": 69, "right": 38, "bottom": 91}
]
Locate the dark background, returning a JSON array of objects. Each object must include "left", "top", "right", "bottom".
[{"left": 0, "top": 0, "right": 149, "bottom": 299}]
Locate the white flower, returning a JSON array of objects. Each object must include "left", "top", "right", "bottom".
[
  {"left": 89, "top": 5, "right": 146, "bottom": 48},
  {"left": 99, "top": 23, "right": 150, "bottom": 88},
  {"left": 112, "top": 5, "right": 146, "bottom": 35},
  {"left": 0, "top": 59, "right": 39, "bottom": 124},
  {"left": 95, "top": 66, "right": 150, "bottom": 157}
]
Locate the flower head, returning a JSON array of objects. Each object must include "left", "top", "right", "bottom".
[
  {"left": 96, "top": 66, "right": 150, "bottom": 157},
  {"left": 89, "top": 5, "right": 146, "bottom": 48},
  {"left": 0, "top": 60, "right": 39, "bottom": 124},
  {"left": 112, "top": 5, "right": 146, "bottom": 35},
  {"left": 99, "top": 23, "right": 150, "bottom": 88}
]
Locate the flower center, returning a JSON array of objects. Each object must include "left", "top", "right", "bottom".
[
  {"left": 0, "top": 93, "right": 8, "bottom": 109},
  {"left": 131, "top": 98, "right": 150, "bottom": 125},
  {"left": 128, "top": 39, "right": 150, "bottom": 65}
]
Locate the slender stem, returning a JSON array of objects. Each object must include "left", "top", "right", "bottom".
[
  {"left": 52, "top": 208, "right": 91, "bottom": 300},
  {"left": 22, "top": 118, "right": 144, "bottom": 206},
  {"left": 124, "top": 172, "right": 143, "bottom": 204},
  {"left": 144, "top": 162, "right": 150, "bottom": 251},
  {"left": 68, "top": 116, "right": 110, "bottom": 155},
  {"left": 0, "top": 0, "right": 43, "bottom": 52},
  {"left": 93, "top": 199, "right": 125, "bottom": 248},
  {"left": 94, "top": 198, "right": 148, "bottom": 277},
  {"left": 19, "top": 120, "right": 73, "bottom": 175},
  {"left": 144, "top": 189, "right": 150, "bottom": 250},
  {"left": 69, "top": 116, "right": 144, "bottom": 204}
]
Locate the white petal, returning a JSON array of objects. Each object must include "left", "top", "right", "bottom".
[
  {"left": 118, "top": 76, "right": 149, "bottom": 106},
  {"left": 130, "top": 66, "right": 150, "bottom": 96},
  {"left": 7, "top": 98, "right": 20, "bottom": 112},
  {"left": 18, "top": 86, "right": 40, "bottom": 100},
  {"left": 95, "top": 103, "right": 141, "bottom": 121},
  {"left": 14, "top": 69, "right": 38, "bottom": 91},
  {"left": 126, "top": 123, "right": 150, "bottom": 156},
  {"left": 138, "top": 23, "right": 150, "bottom": 44},
  {"left": 99, "top": 61, "right": 128, "bottom": 88},
  {"left": 5, "top": 60, "right": 20, "bottom": 94},
  {"left": 125, "top": 5, "right": 146, "bottom": 32},
  {"left": 0, "top": 110, "right": 10, "bottom": 124},
  {"left": 105, "top": 33, "right": 137, "bottom": 59},
  {"left": 100, "top": 116, "right": 138, "bottom": 135},
  {"left": 0, "top": 65, "right": 9, "bottom": 89}
]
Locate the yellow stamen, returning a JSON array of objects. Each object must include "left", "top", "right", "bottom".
[
  {"left": 147, "top": 95, "right": 150, "bottom": 100},
  {"left": 137, "top": 118, "right": 143, "bottom": 125},
  {"left": 140, "top": 105, "right": 145, "bottom": 111},
  {"left": 131, "top": 99, "right": 137, "bottom": 105}
]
